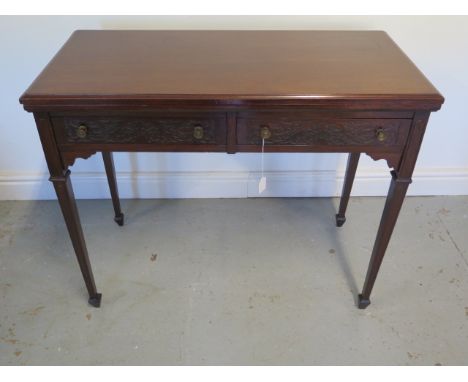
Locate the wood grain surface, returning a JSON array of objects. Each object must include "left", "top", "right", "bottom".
[{"left": 20, "top": 30, "right": 444, "bottom": 110}]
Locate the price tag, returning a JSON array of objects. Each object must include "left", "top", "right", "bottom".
[{"left": 259, "top": 175, "right": 267, "bottom": 194}]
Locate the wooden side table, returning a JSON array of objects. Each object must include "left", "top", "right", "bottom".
[{"left": 20, "top": 30, "right": 444, "bottom": 308}]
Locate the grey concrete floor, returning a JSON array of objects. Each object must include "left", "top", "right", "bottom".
[{"left": 1, "top": 196, "right": 468, "bottom": 365}]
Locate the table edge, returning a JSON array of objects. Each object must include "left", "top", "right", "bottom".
[{"left": 19, "top": 93, "right": 444, "bottom": 112}]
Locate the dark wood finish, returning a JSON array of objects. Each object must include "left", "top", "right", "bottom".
[
  {"left": 358, "top": 171, "right": 411, "bottom": 309},
  {"left": 20, "top": 30, "right": 443, "bottom": 111},
  {"left": 33, "top": 112, "right": 101, "bottom": 307},
  {"left": 52, "top": 113, "right": 227, "bottom": 146},
  {"left": 20, "top": 31, "right": 444, "bottom": 309},
  {"left": 336, "top": 153, "right": 360, "bottom": 227},
  {"left": 236, "top": 113, "right": 410, "bottom": 147},
  {"left": 52, "top": 171, "right": 102, "bottom": 307},
  {"left": 358, "top": 111, "right": 431, "bottom": 308},
  {"left": 102, "top": 152, "right": 124, "bottom": 226}
]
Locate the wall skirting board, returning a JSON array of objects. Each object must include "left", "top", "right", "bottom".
[{"left": 1, "top": 168, "right": 467, "bottom": 200}]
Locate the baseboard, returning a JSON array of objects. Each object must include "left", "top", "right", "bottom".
[{"left": 0, "top": 168, "right": 467, "bottom": 200}]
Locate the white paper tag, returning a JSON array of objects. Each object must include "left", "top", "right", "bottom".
[{"left": 258, "top": 176, "right": 267, "bottom": 194}]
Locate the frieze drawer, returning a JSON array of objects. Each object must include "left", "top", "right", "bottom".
[
  {"left": 236, "top": 113, "right": 411, "bottom": 149},
  {"left": 52, "top": 114, "right": 227, "bottom": 146}
]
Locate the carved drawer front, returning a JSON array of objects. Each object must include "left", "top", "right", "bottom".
[
  {"left": 236, "top": 113, "right": 411, "bottom": 149},
  {"left": 53, "top": 114, "right": 227, "bottom": 146}
]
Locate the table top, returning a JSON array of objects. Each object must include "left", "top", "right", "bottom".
[{"left": 20, "top": 30, "right": 444, "bottom": 110}]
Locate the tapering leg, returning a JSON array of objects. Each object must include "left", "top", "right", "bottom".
[
  {"left": 336, "top": 152, "right": 360, "bottom": 227},
  {"left": 356, "top": 112, "right": 431, "bottom": 309},
  {"left": 102, "top": 151, "right": 124, "bottom": 226},
  {"left": 51, "top": 170, "right": 102, "bottom": 307},
  {"left": 357, "top": 171, "right": 411, "bottom": 308}
]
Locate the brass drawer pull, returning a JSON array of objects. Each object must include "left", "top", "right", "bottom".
[
  {"left": 193, "top": 125, "right": 204, "bottom": 139},
  {"left": 260, "top": 125, "right": 271, "bottom": 140},
  {"left": 375, "top": 128, "right": 386, "bottom": 142},
  {"left": 76, "top": 124, "right": 88, "bottom": 139}
]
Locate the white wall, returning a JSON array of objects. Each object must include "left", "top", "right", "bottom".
[{"left": 1, "top": 16, "right": 467, "bottom": 200}]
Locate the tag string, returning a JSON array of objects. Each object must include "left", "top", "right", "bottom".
[{"left": 261, "top": 137, "right": 265, "bottom": 179}]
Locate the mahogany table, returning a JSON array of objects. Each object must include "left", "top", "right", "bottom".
[{"left": 20, "top": 30, "right": 444, "bottom": 308}]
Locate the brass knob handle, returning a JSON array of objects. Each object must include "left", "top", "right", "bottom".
[
  {"left": 193, "top": 125, "right": 204, "bottom": 140},
  {"left": 260, "top": 125, "right": 271, "bottom": 140},
  {"left": 375, "top": 128, "right": 386, "bottom": 142},
  {"left": 76, "top": 124, "right": 88, "bottom": 139}
]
